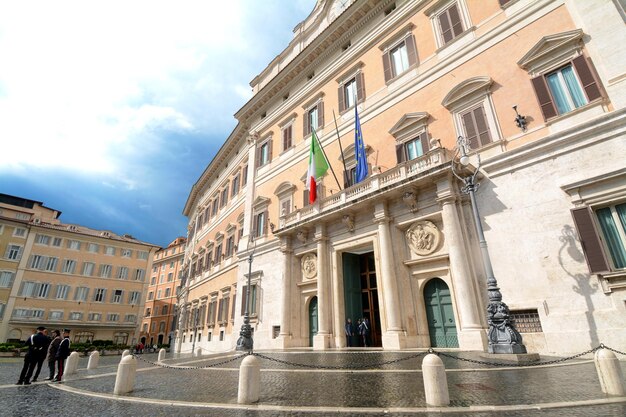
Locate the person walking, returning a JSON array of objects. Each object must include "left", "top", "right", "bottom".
[
  {"left": 45, "top": 330, "right": 62, "bottom": 381},
  {"left": 344, "top": 318, "right": 354, "bottom": 347},
  {"left": 359, "top": 317, "right": 370, "bottom": 347},
  {"left": 54, "top": 329, "right": 71, "bottom": 382},
  {"left": 31, "top": 328, "right": 51, "bottom": 382},
  {"left": 16, "top": 326, "right": 48, "bottom": 385}
]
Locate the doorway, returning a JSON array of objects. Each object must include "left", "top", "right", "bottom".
[
  {"left": 343, "top": 251, "right": 382, "bottom": 347},
  {"left": 424, "top": 278, "right": 459, "bottom": 348},
  {"left": 308, "top": 296, "right": 318, "bottom": 347}
]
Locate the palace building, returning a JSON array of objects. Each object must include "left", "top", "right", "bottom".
[{"left": 176, "top": 0, "right": 626, "bottom": 355}]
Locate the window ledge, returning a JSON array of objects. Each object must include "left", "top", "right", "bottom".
[
  {"left": 435, "top": 26, "right": 476, "bottom": 59},
  {"left": 384, "top": 64, "right": 418, "bottom": 87},
  {"left": 545, "top": 99, "right": 606, "bottom": 126},
  {"left": 598, "top": 270, "right": 626, "bottom": 293}
]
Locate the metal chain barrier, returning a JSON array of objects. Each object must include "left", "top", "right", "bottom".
[
  {"left": 253, "top": 351, "right": 428, "bottom": 370},
  {"left": 131, "top": 352, "right": 249, "bottom": 370},
  {"left": 600, "top": 343, "right": 626, "bottom": 357}
]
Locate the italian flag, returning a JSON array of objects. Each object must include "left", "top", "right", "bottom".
[{"left": 306, "top": 129, "right": 329, "bottom": 204}]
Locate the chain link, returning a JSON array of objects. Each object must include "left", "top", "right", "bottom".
[
  {"left": 131, "top": 352, "right": 248, "bottom": 370},
  {"left": 252, "top": 351, "right": 427, "bottom": 370},
  {"left": 130, "top": 344, "right": 623, "bottom": 372}
]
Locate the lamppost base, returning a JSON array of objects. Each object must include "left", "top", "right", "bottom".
[
  {"left": 236, "top": 336, "right": 253, "bottom": 352},
  {"left": 488, "top": 342, "right": 527, "bottom": 354}
]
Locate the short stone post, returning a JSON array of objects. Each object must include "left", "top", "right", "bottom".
[
  {"left": 114, "top": 354, "right": 138, "bottom": 395},
  {"left": 422, "top": 353, "right": 450, "bottom": 407},
  {"left": 595, "top": 348, "right": 625, "bottom": 396},
  {"left": 158, "top": 348, "right": 166, "bottom": 363},
  {"left": 87, "top": 350, "right": 100, "bottom": 370},
  {"left": 65, "top": 351, "right": 80, "bottom": 376},
  {"left": 238, "top": 354, "right": 261, "bottom": 404},
  {"left": 121, "top": 349, "right": 130, "bottom": 359},
  {"left": 195, "top": 347, "right": 202, "bottom": 357}
]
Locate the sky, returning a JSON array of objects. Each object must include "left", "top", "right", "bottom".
[{"left": 0, "top": 0, "right": 317, "bottom": 248}]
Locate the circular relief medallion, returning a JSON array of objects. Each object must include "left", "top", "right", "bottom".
[
  {"left": 301, "top": 253, "right": 317, "bottom": 280},
  {"left": 406, "top": 220, "right": 441, "bottom": 256}
]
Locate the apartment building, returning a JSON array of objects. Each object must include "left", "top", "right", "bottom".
[
  {"left": 0, "top": 194, "right": 158, "bottom": 344},
  {"left": 177, "top": 0, "right": 626, "bottom": 355},
  {"left": 139, "top": 237, "right": 186, "bottom": 347}
]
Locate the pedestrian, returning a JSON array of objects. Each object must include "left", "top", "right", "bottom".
[
  {"left": 356, "top": 319, "right": 362, "bottom": 346},
  {"left": 31, "top": 328, "right": 51, "bottom": 382},
  {"left": 344, "top": 318, "right": 354, "bottom": 347},
  {"left": 16, "top": 326, "right": 48, "bottom": 385},
  {"left": 54, "top": 329, "right": 71, "bottom": 382},
  {"left": 45, "top": 330, "right": 62, "bottom": 381},
  {"left": 359, "top": 317, "right": 370, "bottom": 347}
]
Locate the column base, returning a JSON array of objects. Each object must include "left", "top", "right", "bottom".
[
  {"left": 313, "top": 333, "right": 332, "bottom": 350},
  {"left": 381, "top": 331, "right": 407, "bottom": 350},
  {"left": 457, "top": 328, "right": 488, "bottom": 351}
]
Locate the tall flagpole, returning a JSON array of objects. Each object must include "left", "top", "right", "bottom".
[
  {"left": 332, "top": 110, "right": 348, "bottom": 188},
  {"left": 312, "top": 127, "right": 342, "bottom": 192}
]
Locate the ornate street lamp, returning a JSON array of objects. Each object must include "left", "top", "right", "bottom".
[
  {"left": 451, "top": 136, "right": 527, "bottom": 354},
  {"left": 236, "top": 238, "right": 255, "bottom": 352}
]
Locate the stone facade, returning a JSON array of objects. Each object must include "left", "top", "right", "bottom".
[{"left": 177, "top": 0, "right": 626, "bottom": 355}]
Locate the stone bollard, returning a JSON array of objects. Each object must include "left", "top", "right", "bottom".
[
  {"left": 422, "top": 353, "right": 450, "bottom": 407},
  {"left": 87, "top": 350, "right": 100, "bottom": 370},
  {"left": 114, "top": 354, "right": 138, "bottom": 395},
  {"left": 594, "top": 348, "right": 625, "bottom": 396},
  {"left": 238, "top": 355, "right": 261, "bottom": 404},
  {"left": 121, "top": 349, "right": 130, "bottom": 359},
  {"left": 196, "top": 347, "right": 202, "bottom": 357},
  {"left": 65, "top": 351, "right": 80, "bottom": 376},
  {"left": 158, "top": 348, "right": 166, "bottom": 363}
]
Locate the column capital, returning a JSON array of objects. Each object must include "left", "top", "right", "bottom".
[{"left": 279, "top": 236, "right": 292, "bottom": 253}]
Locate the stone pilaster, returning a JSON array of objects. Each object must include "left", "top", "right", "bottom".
[{"left": 313, "top": 223, "right": 331, "bottom": 349}]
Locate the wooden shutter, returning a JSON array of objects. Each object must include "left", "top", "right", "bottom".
[
  {"left": 356, "top": 72, "right": 365, "bottom": 103},
  {"left": 461, "top": 110, "right": 479, "bottom": 150},
  {"left": 571, "top": 207, "right": 610, "bottom": 273},
  {"left": 255, "top": 143, "right": 261, "bottom": 168},
  {"left": 396, "top": 143, "right": 406, "bottom": 164},
  {"left": 267, "top": 139, "right": 273, "bottom": 162},
  {"left": 439, "top": 9, "right": 453, "bottom": 44},
  {"left": 382, "top": 52, "right": 393, "bottom": 82},
  {"left": 572, "top": 55, "right": 602, "bottom": 102},
  {"left": 304, "top": 109, "right": 311, "bottom": 136},
  {"left": 263, "top": 210, "right": 269, "bottom": 235},
  {"left": 242, "top": 165, "right": 248, "bottom": 186},
  {"left": 449, "top": 4, "right": 463, "bottom": 38},
  {"left": 317, "top": 101, "right": 324, "bottom": 128},
  {"left": 499, "top": 0, "right": 512, "bottom": 6},
  {"left": 338, "top": 84, "right": 346, "bottom": 113},
  {"left": 405, "top": 34, "right": 418, "bottom": 67},
  {"left": 303, "top": 189, "right": 310, "bottom": 207},
  {"left": 473, "top": 106, "right": 492, "bottom": 147},
  {"left": 531, "top": 75, "right": 557, "bottom": 120},
  {"left": 420, "top": 132, "right": 430, "bottom": 153}
]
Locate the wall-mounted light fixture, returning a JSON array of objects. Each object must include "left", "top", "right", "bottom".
[{"left": 513, "top": 105, "right": 527, "bottom": 132}]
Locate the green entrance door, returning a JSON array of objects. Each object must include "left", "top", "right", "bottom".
[
  {"left": 308, "top": 296, "right": 318, "bottom": 347},
  {"left": 424, "top": 278, "right": 459, "bottom": 348}
]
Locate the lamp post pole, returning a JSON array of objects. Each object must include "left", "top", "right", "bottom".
[
  {"left": 236, "top": 244, "right": 254, "bottom": 352},
  {"left": 452, "top": 136, "right": 527, "bottom": 354}
]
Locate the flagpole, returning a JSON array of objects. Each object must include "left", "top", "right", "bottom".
[
  {"left": 332, "top": 110, "right": 348, "bottom": 189},
  {"left": 312, "top": 127, "right": 342, "bottom": 192}
]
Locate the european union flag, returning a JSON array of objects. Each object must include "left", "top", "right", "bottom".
[{"left": 354, "top": 105, "right": 368, "bottom": 183}]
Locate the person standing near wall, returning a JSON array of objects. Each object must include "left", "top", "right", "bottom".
[
  {"left": 16, "top": 326, "right": 48, "bottom": 385},
  {"left": 54, "top": 329, "right": 71, "bottom": 382},
  {"left": 45, "top": 330, "right": 62, "bottom": 381}
]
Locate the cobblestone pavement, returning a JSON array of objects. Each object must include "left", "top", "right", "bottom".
[{"left": 1, "top": 350, "right": 625, "bottom": 416}]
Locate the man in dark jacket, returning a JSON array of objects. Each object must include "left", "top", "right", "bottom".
[
  {"left": 31, "top": 328, "right": 51, "bottom": 382},
  {"left": 45, "top": 330, "right": 62, "bottom": 381},
  {"left": 54, "top": 329, "right": 71, "bottom": 382},
  {"left": 16, "top": 326, "right": 48, "bottom": 385}
]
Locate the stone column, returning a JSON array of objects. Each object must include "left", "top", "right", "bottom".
[
  {"left": 437, "top": 179, "right": 486, "bottom": 350},
  {"left": 374, "top": 202, "right": 405, "bottom": 349},
  {"left": 314, "top": 223, "right": 331, "bottom": 349},
  {"left": 279, "top": 236, "right": 293, "bottom": 346}
]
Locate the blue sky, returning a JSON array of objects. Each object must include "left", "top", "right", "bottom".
[{"left": 0, "top": 0, "right": 316, "bottom": 248}]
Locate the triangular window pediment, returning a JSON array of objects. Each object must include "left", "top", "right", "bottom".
[
  {"left": 517, "top": 29, "right": 584, "bottom": 73},
  {"left": 388, "top": 112, "right": 430, "bottom": 138}
]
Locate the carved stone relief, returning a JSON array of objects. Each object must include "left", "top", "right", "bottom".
[
  {"left": 301, "top": 253, "right": 317, "bottom": 280},
  {"left": 406, "top": 220, "right": 441, "bottom": 256}
]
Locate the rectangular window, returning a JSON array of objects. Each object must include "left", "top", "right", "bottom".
[
  {"left": 595, "top": 203, "right": 626, "bottom": 269},
  {"left": 19, "top": 281, "right": 36, "bottom": 297},
  {"left": 214, "top": 244, "right": 223, "bottom": 264},
  {"left": 207, "top": 300, "right": 217, "bottom": 327},
  {"left": 145, "top": 308, "right": 151, "bottom": 317},
  {"left": 74, "top": 287, "right": 89, "bottom": 302},
  {"left": 88, "top": 313, "right": 102, "bottom": 321},
  {"left": 62, "top": 259, "right": 77, "bottom": 274},
  {"left": 88, "top": 243, "right": 100, "bottom": 253},
  {"left": 218, "top": 297, "right": 230, "bottom": 323},
  {"left": 167, "top": 272, "right": 173, "bottom": 282},
  {"left": 382, "top": 35, "right": 417, "bottom": 82},
  {"left": 36, "top": 283, "right": 51, "bottom": 298},
  {"left": 124, "top": 314, "right": 136, "bottom": 323},
  {"left": 137, "top": 251, "right": 148, "bottom": 260},
  {"left": 242, "top": 165, "right": 248, "bottom": 186},
  {"left": 15, "top": 213, "right": 30, "bottom": 220},
  {"left": 29, "top": 254, "right": 45, "bottom": 270},
  {"left": 112, "top": 289, "right": 123, "bottom": 303},
  {"left": 49, "top": 311, "right": 64, "bottom": 320},
  {"left": 94, "top": 288, "right": 106, "bottom": 302},
  {"left": 221, "top": 187, "right": 229, "bottom": 208},
  {"left": 36, "top": 234, "right": 51, "bottom": 245},
  {"left": 82, "top": 262, "right": 95, "bottom": 276},
  {"left": 226, "top": 236, "right": 235, "bottom": 258},
  {"left": 437, "top": 3, "right": 464, "bottom": 45},
  {"left": 129, "top": 291, "right": 141, "bottom": 305},
  {"left": 232, "top": 174, "right": 240, "bottom": 197},
  {"left": 0, "top": 303, "right": 5, "bottom": 320},
  {"left": 107, "top": 313, "right": 119, "bottom": 322},
  {"left": 69, "top": 312, "right": 83, "bottom": 320},
  {"left": 211, "top": 198, "right": 219, "bottom": 216},
  {"left": 257, "top": 140, "right": 272, "bottom": 167},
  {"left": 545, "top": 65, "right": 588, "bottom": 114},
  {"left": 510, "top": 310, "right": 543, "bottom": 333},
  {"left": 121, "top": 249, "right": 132, "bottom": 258},
  {"left": 105, "top": 246, "right": 115, "bottom": 256},
  {"left": 56, "top": 284, "right": 70, "bottom": 300},
  {"left": 99, "top": 264, "right": 113, "bottom": 278},
  {"left": 44, "top": 257, "right": 58, "bottom": 272},
  {"left": 116, "top": 266, "right": 129, "bottom": 280},
  {"left": 282, "top": 124, "right": 293, "bottom": 151},
  {"left": 134, "top": 269, "right": 146, "bottom": 281},
  {"left": 460, "top": 104, "right": 492, "bottom": 150},
  {"left": 165, "top": 288, "right": 171, "bottom": 297},
  {"left": 254, "top": 211, "right": 267, "bottom": 238},
  {"left": 52, "top": 237, "right": 63, "bottom": 247},
  {"left": 67, "top": 240, "right": 81, "bottom": 250},
  {"left": 396, "top": 132, "right": 430, "bottom": 164},
  {"left": 157, "top": 289, "right": 162, "bottom": 299},
  {"left": 148, "top": 291, "right": 154, "bottom": 300},
  {"left": 240, "top": 285, "right": 258, "bottom": 316},
  {"left": 5, "top": 244, "right": 23, "bottom": 260},
  {"left": 13, "top": 227, "right": 27, "bottom": 237},
  {"left": 0, "top": 271, "right": 15, "bottom": 288}
]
